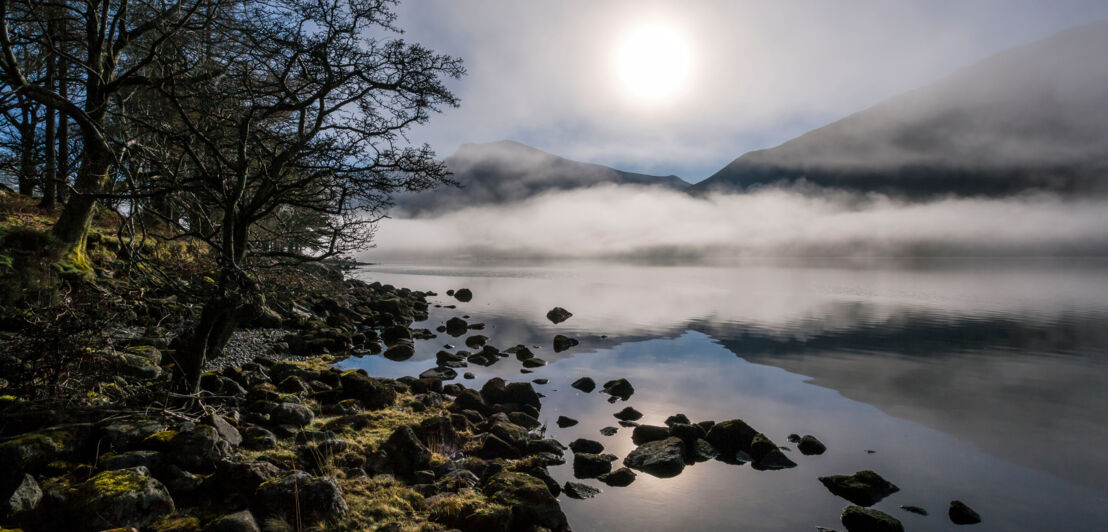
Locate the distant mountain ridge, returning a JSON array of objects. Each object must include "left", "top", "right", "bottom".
[
  {"left": 693, "top": 20, "right": 1108, "bottom": 197},
  {"left": 392, "top": 140, "right": 689, "bottom": 216}
]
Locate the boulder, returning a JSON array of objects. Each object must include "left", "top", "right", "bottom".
[
  {"left": 614, "top": 406, "right": 643, "bottom": 421},
  {"left": 253, "top": 471, "right": 347, "bottom": 523},
  {"left": 206, "top": 414, "right": 243, "bottom": 447},
  {"left": 571, "top": 377, "right": 595, "bottom": 393},
  {"left": 270, "top": 403, "right": 315, "bottom": 427},
  {"left": 521, "top": 357, "right": 547, "bottom": 368},
  {"left": 546, "top": 307, "right": 573, "bottom": 324},
  {"left": 482, "top": 471, "right": 568, "bottom": 532},
  {"left": 601, "top": 378, "right": 634, "bottom": 400},
  {"left": 556, "top": 416, "right": 578, "bottom": 428},
  {"left": 445, "top": 317, "right": 468, "bottom": 336},
  {"left": 339, "top": 371, "right": 397, "bottom": 410},
  {"left": 631, "top": 425, "right": 669, "bottom": 445},
  {"left": 572, "top": 453, "right": 614, "bottom": 479},
  {"left": 206, "top": 509, "right": 261, "bottom": 532},
  {"left": 383, "top": 340, "right": 415, "bottom": 361},
  {"left": 69, "top": 466, "right": 175, "bottom": 530},
  {"left": 624, "top": 437, "right": 686, "bottom": 478},
  {"left": 552, "top": 335, "right": 578, "bottom": 352},
  {"left": 798, "top": 434, "right": 827, "bottom": 455},
  {"left": 664, "top": 413, "right": 691, "bottom": 427},
  {"left": 819, "top": 471, "right": 900, "bottom": 506},
  {"left": 453, "top": 288, "right": 473, "bottom": 302},
  {"left": 599, "top": 427, "right": 618, "bottom": 436},
  {"left": 161, "top": 425, "right": 232, "bottom": 473},
  {"left": 668, "top": 423, "right": 706, "bottom": 443},
  {"left": 562, "top": 481, "right": 600, "bottom": 499},
  {"left": 705, "top": 418, "right": 758, "bottom": 460},
  {"left": 383, "top": 426, "right": 431, "bottom": 475},
  {"left": 420, "top": 367, "right": 457, "bottom": 380},
  {"left": 2, "top": 474, "right": 41, "bottom": 518},
  {"left": 841, "top": 505, "right": 905, "bottom": 532},
  {"left": 465, "top": 335, "right": 488, "bottom": 348},
  {"left": 568, "top": 438, "right": 604, "bottom": 454},
  {"left": 598, "top": 467, "right": 637, "bottom": 487},
  {"left": 949, "top": 500, "right": 981, "bottom": 525},
  {"left": 205, "top": 461, "right": 281, "bottom": 504}
]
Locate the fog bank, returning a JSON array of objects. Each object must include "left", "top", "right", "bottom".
[{"left": 363, "top": 185, "right": 1108, "bottom": 260}]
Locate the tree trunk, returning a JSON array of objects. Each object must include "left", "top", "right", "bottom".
[
  {"left": 17, "top": 106, "right": 35, "bottom": 196},
  {"left": 177, "top": 292, "right": 242, "bottom": 392},
  {"left": 41, "top": 47, "right": 57, "bottom": 209},
  {"left": 52, "top": 143, "right": 113, "bottom": 264},
  {"left": 56, "top": 55, "right": 69, "bottom": 204}
]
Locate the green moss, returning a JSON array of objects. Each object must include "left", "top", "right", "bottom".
[
  {"left": 149, "top": 515, "right": 201, "bottom": 532},
  {"left": 83, "top": 468, "right": 148, "bottom": 497},
  {"left": 322, "top": 476, "right": 433, "bottom": 532},
  {"left": 143, "top": 430, "right": 179, "bottom": 447}
]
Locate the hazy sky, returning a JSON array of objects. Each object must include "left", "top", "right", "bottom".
[{"left": 393, "top": 0, "right": 1108, "bottom": 182}]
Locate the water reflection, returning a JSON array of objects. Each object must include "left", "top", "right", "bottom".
[{"left": 341, "top": 261, "right": 1108, "bottom": 530}]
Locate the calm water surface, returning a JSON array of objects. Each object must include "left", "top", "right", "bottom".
[{"left": 339, "top": 260, "right": 1108, "bottom": 531}]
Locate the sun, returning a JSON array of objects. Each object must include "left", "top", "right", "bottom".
[{"left": 614, "top": 23, "right": 693, "bottom": 104}]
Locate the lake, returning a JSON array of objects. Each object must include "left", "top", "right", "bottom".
[{"left": 339, "top": 259, "right": 1108, "bottom": 531}]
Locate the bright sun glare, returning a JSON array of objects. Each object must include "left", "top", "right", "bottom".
[{"left": 614, "top": 23, "right": 693, "bottom": 104}]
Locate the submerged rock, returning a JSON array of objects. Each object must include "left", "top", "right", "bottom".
[
  {"left": 819, "top": 471, "right": 900, "bottom": 507},
  {"left": 453, "top": 288, "right": 473, "bottom": 302},
  {"left": 899, "top": 505, "right": 928, "bottom": 516},
  {"left": 624, "top": 437, "right": 686, "bottom": 478},
  {"left": 562, "top": 481, "right": 600, "bottom": 499},
  {"left": 571, "top": 377, "right": 596, "bottom": 393},
  {"left": 841, "top": 505, "right": 904, "bottom": 532},
  {"left": 601, "top": 378, "right": 634, "bottom": 401},
  {"left": 553, "top": 335, "right": 579, "bottom": 352},
  {"left": 949, "top": 500, "right": 982, "bottom": 525},
  {"left": 798, "top": 434, "right": 827, "bottom": 455},
  {"left": 598, "top": 467, "right": 637, "bottom": 487},
  {"left": 546, "top": 307, "right": 573, "bottom": 324},
  {"left": 614, "top": 406, "right": 643, "bottom": 421}
]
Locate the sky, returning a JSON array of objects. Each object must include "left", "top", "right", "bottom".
[{"left": 393, "top": 0, "right": 1108, "bottom": 182}]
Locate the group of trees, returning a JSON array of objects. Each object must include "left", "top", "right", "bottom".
[{"left": 0, "top": 0, "right": 464, "bottom": 388}]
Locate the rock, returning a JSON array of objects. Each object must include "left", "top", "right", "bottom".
[
  {"left": 463, "top": 372, "right": 475, "bottom": 379},
  {"left": 749, "top": 433, "right": 777, "bottom": 461},
  {"left": 477, "top": 434, "right": 522, "bottom": 460},
  {"left": 383, "top": 426, "right": 431, "bottom": 475},
  {"left": 512, "top": 346, "right": 535, "bottom": 361},
  {"left": 565, "top": 379, "right": 596, "bottom": 396},
  {"left": 798, "top": 434, "right": 827, "bottom": 455},
  {"left": 482, "top": 471, "right": 568, "bottom": 531},
  {"left": 521, "top": 357, "right": 547, "bottom": 368},
  {"left": 601, "top": 378, "right": 634, "bottom": 400},
  {"left": 949, "top": 500, "right": 981, "bottom": 525},
  {"left": 552, "top": 334, "right": 578, "bottom": 352},
  {"left": 206, "top": 509, "right": 260, "bottom": 532},
  {"left": 705, "top": 418, "right": 758, "bottom": 461},
  {"left": 599, "top": 427, "right": 618, "bottom": 436},
  {"left": 787, "top": 433, "right": 801, "bottom": 443},
  {"left": 242, "top": 427, "right": 277, "bottom": 450},
  {"left": 380, "top": 325, "right": 412, "bottom": 346},
  {"left": 3, "top": 474, "right": 41, "bottom": 518},
  {"left": 270, "top": 403, "right": 315, "bottom": 427},
  {"left": 899, "top": 505, "right": 928, "bottom": 516},
  {"left": 624, "top": 437, "right": 686, "bottom": 478},
  {"left": 569, "top": 439, "right": 604, "bottom": 454},
  {"left": 614, "top": 406, "right": 643, "bottom": 421},
  {"left": 556, "top": 416, "right": 578, "bottom": 428},
  {"left": 383, "top": 340, "right": 415, "bottom": 361},
  {"left": 690, "top": 439, "right": 719, "bottom": 462},
  {"left": 162, "top": 425, "right": 232, "bottom": 473},
  {"left": 752, "top": 448, "right": 797, "bottom": 470},
  {"left": 253, "top": 471, "right": 347, "bottom": 523},
  {"left": 573, "top": 453, "right": 614, "bottom": 478},
  {"left": 841, "top": 505, "right": 904, "bottom": 532},
  {"left": 502, "top": 382, "right": 542, "bottom": 410},
  {"left": 206, "top": 413, "right": 243, "bottom": 447},
  {"left": 546, "top": 307, "right": 573, "bottom": 324},
  {"left": 668, "top": 423, "right": 706, "bottom": 443},
  {"left": 664, "top": 413, "right": 691, "bottom": 427},
  {"left": 631, "top": 425, "right": 670, "bottom": 445},
  {"left": 205, "top": 461, "right": 281, "bottom": 504},
  {"left": 598, "top": 467, "right": 637, "bottom": 487},
  {"left": 532, "top": 378, "right": 548, "bottom": 385},
  {"left": 69, "top": 466, "right": 175, "bottom": 530},
  {"left": 819, "top": 471, "right": 900, "bottom": 506},
  {"left": 562, "top": 481, "right": 600, "bottom": 499},
  {"left": 0, "top": 429, "right": 78, "bottom": 474},
  {"left": 100, "top": 450, "right": 163, "bottom": 471},
  {"left": 465, "top": 335, "right": 488, "bottom": 349},
  {"left": 340, "top": 371, "right": 397, "bottom": 410},
  {"left": 445, "top": 317, "right": 469, "bottom": 337},
  {"left": 420, "top": 367, "right": 457, "bottom": 380},
  {"left": 450, "top": 388, "right": 490, "bottom": 415},
  {"left": 453, "top": 288, "right": 473, "bottom": 302}
]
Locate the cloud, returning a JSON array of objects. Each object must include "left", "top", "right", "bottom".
[
  {"left": 392, "top": 0, "right": 1108, "bottom": 179},
  {"left": 364, "top": 185, "right": 1108, "bottom": 260}
]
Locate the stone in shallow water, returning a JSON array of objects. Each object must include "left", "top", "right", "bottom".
[
  {"left": 601, "top": 378, "right": 634, "bottom": 400},
  {"left": 949, "top": 500, "right": 981, "bottom": 525},
  {"left": 899, "top": 505, "right": 928, "bottom": 516},
  {"left": 553, "top": 335, "right": 579, "bottom": 352},
  {"left": 562, "top": 481, "right": 600, "bottom": 499},
  {"left": 819, "top": 470, "right": 900, "bottom": 507},
  {"left": 599, "top": 426, "right": 619, "bottom": 436},
  {"left": 556, "top": 416, "right": 578, "bottom": 428},
  {"left": 571, "top": 377, "right": 595, "bottom": 392},
  {"left": 841, "top": 505, "right": 904, "bottom": 532},
  {"left": 623, "top": 437, "right": 686, "bottom": 478},
  {"left": 569, "top": 438, "right": 604, "bottom": 454},
  {"left": 573, "top": 453, "right": 614, "bottom": 479},
  {"left": 546, "top": 307, "right": 573, "bottom": 324},
  {"left": 453, "top": 288, "right": 473, "bottom": 302},
  {"left": 598, "top": 467, "right": 637, "bottom": 487},
  {"left": 614, "top": 406, "right": 643, "bottom": 421},
  {"left": 798, "top": 434, "right": 827, "bottom": 455}
]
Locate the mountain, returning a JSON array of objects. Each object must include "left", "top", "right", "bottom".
[
  {"left": 392, "top": 140, "right": 689, "bottom": 216},
  {"left": 693, "top": 21, "right": 1108, "bottom": 197}
]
